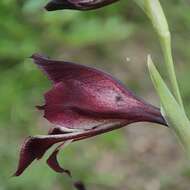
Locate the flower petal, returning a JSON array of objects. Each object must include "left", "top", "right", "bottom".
[
  {"left": 40, "top": 82, "right": 129, "bottom": 130},
  {"left": 46, "top": 142, "right": 72, "bottom": 176},
  {"left": 14, "top": 136, "right": 54, "bottom": 176},
  {"left": 45, "top": 0, "right": 76, "bottom": 11},
  {"left": 15, "top": 53, "right": 168, "bottom": 177},
  {"left": 45, "top": 0, "right": 120, "bottom": 11},
  {"left": 14, "top": 121, "right": 128, "bottom": 176},
  {"left": 32, "top": 54, "right": 167, "bottom": 128}
]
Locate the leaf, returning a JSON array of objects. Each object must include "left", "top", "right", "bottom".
[{"left": 147, "top": 55, "right": 190, "bottom": 156}]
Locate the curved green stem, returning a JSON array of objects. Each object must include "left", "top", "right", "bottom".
[
  {"left": 159, "top": 29, "right": 184, "bottom": 109},
  {"left": 134, "top": 0, "right": 184, "bottom": 109}
]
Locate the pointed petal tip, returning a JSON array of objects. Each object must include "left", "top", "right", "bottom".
[
  {"left": 36, "top": 105, "right": 46, "bottom": 110},
  {"left": 46, "top": 148, "right": 71, "bottom": 177},
  {"left": 45, "top": 3, "right": 54, "bottom": 11},
  {"left": 13, "top": 169, "right": 23, "bottom": 177},
  {"left": 30, "top": 53, "right": 47, "bottom": 61},
  {"left": 14, "top": 137, "right": 35, "bottom": 177},
  {"left": 151, "top": 106, "right": 168, "bottom": 127},
  {"left": 30, "top": 53, "right": 40, "bottom": 59},
  {"left": 14, "top": 136, "right": 55, "bottom": 177},
  {"left": 45, "top": 2, "right": 59, "bottom": 11},
  {"left": 155, "top": 114, "right": 168, "bottom": 127},
  {"left": 31, "top": 53, "right": 50, "bottom": 69},
  {"left": 45, "top": 0, "right": 75, "bottom": 11},
  {"left": 137, "top": 103, "right": 168, "bottom": 127},
  {"left": 12, "top": 171, "right": 20, "bottom": 177}
]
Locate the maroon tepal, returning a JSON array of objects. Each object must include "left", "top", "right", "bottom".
[
  {"left": 45, "top": 0, "right": 120, "bottom": 11},
  {"left": 14, "top": 53, "right": 167, "bottom": 176}
]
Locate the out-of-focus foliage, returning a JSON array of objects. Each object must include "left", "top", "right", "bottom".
[{"left": 1, "top": 0, "right": 190, "bottom": 190}]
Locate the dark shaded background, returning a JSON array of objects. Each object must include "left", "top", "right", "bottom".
[{"left": 1, "top": 0, "right": 190, "bottom": 189}]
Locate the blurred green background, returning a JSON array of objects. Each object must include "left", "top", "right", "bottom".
[{"left": 1, "top": 0, "right": 190, "bottom": 189}]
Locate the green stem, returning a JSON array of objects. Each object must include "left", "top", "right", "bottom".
[
  {"left": 159, "top": 31, "right": 184, "bottom": 109},
  {"left": 134, "top": 0, "right": 184, "bottom": 109},
  {"left": 135, "top": 0, "right": 190, "bottom": 158}
]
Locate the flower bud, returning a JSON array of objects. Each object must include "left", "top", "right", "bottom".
[{"left": 45, "top": 0, "right": 120, "bottom": 11}]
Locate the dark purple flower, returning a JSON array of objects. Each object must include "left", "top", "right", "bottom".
[
  {"left": 14, "top": 53, "right": 167, "bottom": 176},
  {"left": 45, "top": 0, "right": 120, "bottom": 11}
]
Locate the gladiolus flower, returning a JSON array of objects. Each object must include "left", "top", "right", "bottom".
[
  {"left": 14, "top": 53, "right": 167, "bottom": 176},
  {"left": 45, "top": 0, "right": 120, "bottom": 11}
]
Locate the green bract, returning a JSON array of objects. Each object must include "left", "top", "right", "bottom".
[{"left": 148, "top": 56, "right": 190, "bottom": 157}]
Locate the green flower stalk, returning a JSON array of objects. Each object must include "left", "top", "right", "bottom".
[
  {"left": 135, "top": 0, "right": 184, "bottom": 109},
  {"left": 134, "top": 0, "right": 190, "bottom": 157}
]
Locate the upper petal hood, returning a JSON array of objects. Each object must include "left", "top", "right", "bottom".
[
  {"left": 45, "top": 0, "right": 120, "bottom": 11},
  {"left": 32, "top": 53, "right": 167, "bottom": 128}
]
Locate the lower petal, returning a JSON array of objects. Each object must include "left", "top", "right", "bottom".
[
  {"left": 14, "top": 136, "right": 60, "bottom": 176},
  {"left": 47, "top": 140, "right": 72, "bottom": 176},
  {"left": 14, "top": 121, "right": 128, "bottom": 176}
]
